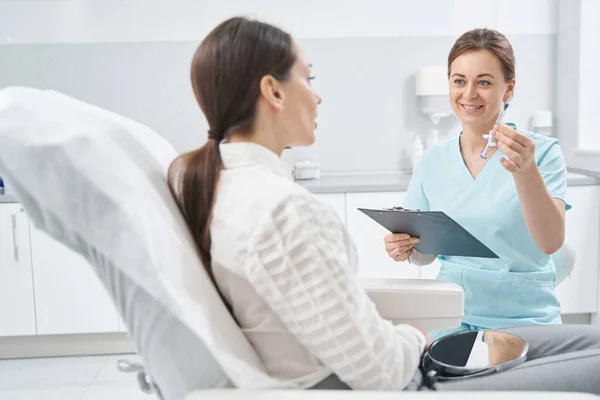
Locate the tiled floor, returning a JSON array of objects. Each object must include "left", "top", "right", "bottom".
[{"left": 0, "top": 354, "right": 159, "bottom": 400}]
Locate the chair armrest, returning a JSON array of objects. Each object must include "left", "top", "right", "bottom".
[{"left": 358, "top": 278, "right": 464, "bottom": 331}]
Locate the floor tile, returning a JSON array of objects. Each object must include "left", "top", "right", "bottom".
[
  {"left": 0, "top": 356, "right": 110, "bottom": 390},
  {"left": 0, "top": 384, "right": 88, "bottom": 400}
]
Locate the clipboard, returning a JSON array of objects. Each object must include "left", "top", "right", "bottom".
[{"left": 358, "top": 207, "right": 498, "bottom": 258}]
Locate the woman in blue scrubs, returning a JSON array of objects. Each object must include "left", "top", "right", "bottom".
[{"left": 384, "top": 28, "right": 570, "bottom": 337}]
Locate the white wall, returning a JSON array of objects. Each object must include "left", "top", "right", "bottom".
[
  {"left": 556, "top": 0, "right": 600, "bottom": 168},
  {"left": 0, "top": 0, "right": 565, "bottom": 172},
  {"left": 555, "top": 0, "right": 581, "bottom": 159},
  {"left": 578, "top": 0, "right": 600, "bottom": 152},
  {"left": 0, "top": 0, "right": 557, "bottom": 45}
]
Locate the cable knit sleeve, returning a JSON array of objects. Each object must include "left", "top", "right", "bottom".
[{"left": 245, "top": 192, "right": 426, "bottom": 390}]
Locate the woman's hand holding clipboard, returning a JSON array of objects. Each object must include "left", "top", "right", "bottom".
[{"left": 384, "top": 232, "right": 420, "bottom": 263}]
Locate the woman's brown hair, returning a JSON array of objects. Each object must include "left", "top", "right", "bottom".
[
  {"left": 448, "top": 28, "right": 516, "bottom": 83},
  {"left": 168, "top": 17, "right": 296, "bottom": 281}
]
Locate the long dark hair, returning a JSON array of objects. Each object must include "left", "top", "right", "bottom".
[{"left": 168, "top": 17, "right": 296, "bottom": 282}]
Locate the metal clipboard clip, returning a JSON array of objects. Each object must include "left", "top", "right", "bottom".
[{"left": 384, "top": 206, "right": 421, "bottom": 212}]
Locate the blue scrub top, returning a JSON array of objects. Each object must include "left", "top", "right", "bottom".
[{"left": 403, "top": 127, "right": 571, "bottom": 329}]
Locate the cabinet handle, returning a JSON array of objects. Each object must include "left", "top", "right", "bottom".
[{"left": 11, "top": 214, "right": 19, "bottom": 262}]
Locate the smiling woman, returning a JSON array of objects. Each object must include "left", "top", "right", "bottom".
[{"left": 383, "top": 28, "right": 571, "bottom": 338}]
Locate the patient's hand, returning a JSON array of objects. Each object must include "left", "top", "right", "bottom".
[
  {"left": 405, "top": 323, "right": 435, "bottom": 350},
  {"left": 424, "top": 333, "right": 434, "bottom": 349},
  {"left": 384, "top": 233, "right": 420, "bottom": 262}
]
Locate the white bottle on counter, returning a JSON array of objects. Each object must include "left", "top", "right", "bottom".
[{"left": 293, "top": 161, "right": 321, "bottom": 180}]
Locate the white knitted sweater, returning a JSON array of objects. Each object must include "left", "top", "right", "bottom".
[{"left": 210, "top": 142, "right": 426, "bottom": 390}]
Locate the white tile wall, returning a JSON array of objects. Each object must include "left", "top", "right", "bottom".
[
  {"left": 208, "top": 0, "right": 455, "bottom": 39},
  {"left": 558, "top": 27, "right": 581, "bottom": 74},
  {"left": 452, "top": 0, "right": 496, "bottom": 34},
  {"left": 556, "top": 74, "right": 579, "bottom": 124},
  {"left": 497, "top": 0, "right": 558, "bottom": 35},
  {"left": 555, "top": 1, "right": 582, "bottom": 153},
  {"left": 558, "top": 0, "right": 581, "bottom": 32},
  {"left": 556, "top": 112, "right": 579, "bottom": 153},
  {"left": 556, "top": 28, "right": 581, "bottom": 118},
  {"left": 578, "top": 113, "right": 597, "bottom": 151},
  {"left": 576, "top": 0, "right": 600, "bottom": 151},
  {"left": 0, "top": 0, "right": 559, "bottom": 45},
  {"left": 579, "top": 67, "right": 600, "bottom": 119},
  {"left": 578, "top": 11, "right": 598, "bottom": 153},
  {"left": 579, "top": 18, "right": 600, "bottom": 72},
  {"left": 581, "top": 0, "right": 600, "bottom": 23}
]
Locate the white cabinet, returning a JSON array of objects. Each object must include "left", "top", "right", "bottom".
[
  {"left": 29, "top": 226, "right": 120, "bottom": 334},
  {"left": 346, "top": 192, "right": 419, "bottom": 279},
  {"left": 555, "top": 186, "right": 600, "bottom": 314},
  {"left": 0, "top": 204, "right": 36, "bottom": 336},
  {"left": 314, "top": 193, "right": 346, "bottom": 224},
  {"left": 418, "top": 257, "right": 442, "bottom": 280}
]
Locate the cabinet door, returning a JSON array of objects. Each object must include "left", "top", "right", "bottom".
[
  {"left": 346, "top": 192, "right": 419, "bottom": 279},
  {"left": 418, "top": 257, "right": 442, "bottom": 280},
  {"left": 30, "top": 226, "right": 120, "bottom": 334},
  {"left": 0, "top": 204, "right": 36, "bottom": 336},
  {"left": 554, "top": 186, "right": 600, "bottom": 314},
  {"left": 314, "top": 193, "right": 346, "bottom": 225}
]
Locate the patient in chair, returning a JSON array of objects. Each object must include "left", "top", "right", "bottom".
[{"left": 168, "top": 16, "right": 600, "bottom": 393}]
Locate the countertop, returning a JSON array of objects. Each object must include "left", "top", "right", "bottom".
[
  {"left": 296, "top": 169, "right": 600, "bottom": 194},
  {"left": 0, "top": 169, "right": 597, "bottom": 204}
]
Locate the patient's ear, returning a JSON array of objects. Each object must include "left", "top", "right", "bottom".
[{"left": 259, "top": 75, "right": 285, "bottom": 112}]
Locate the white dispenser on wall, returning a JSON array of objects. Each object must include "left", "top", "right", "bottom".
[
  {"left": 415, "top": 66, "right": 455, "bottom": 150},
  {"left": 416, "top": 66, "right": 452, "bottom": 122}
]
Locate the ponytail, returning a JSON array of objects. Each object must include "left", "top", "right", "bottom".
[{"left": 168, "top": 138, "right": 223, "bottom": 282}]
